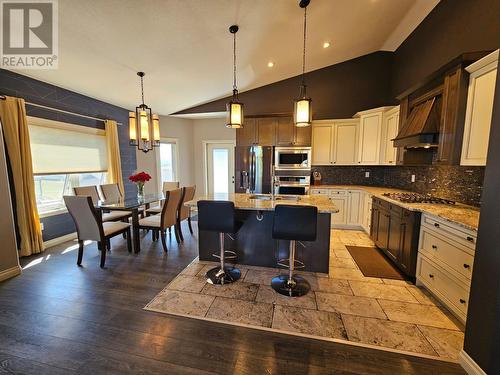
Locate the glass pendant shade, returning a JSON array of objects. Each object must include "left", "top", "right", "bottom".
[
  {"left": 139, "top": 110, "right": 150, "bottom": 141},
  {"left": 294, "top": 96, "right": 312, "bottom": 127},
  {"left": 152, "top": 114, "right": 160, "bottom": 145},
  {"left": 226, "top": 100, "right": 243, "bottom": 128},
  {"left": 129, "top": 112, "right": 137, "bottom": 145}
]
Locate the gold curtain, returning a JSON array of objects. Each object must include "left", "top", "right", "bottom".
[
  {"left": 104, "top": 120, "right": 124, "bottom": 194},
  {"left": 0, "top": 96, "right": 44, "bottom": 256}
]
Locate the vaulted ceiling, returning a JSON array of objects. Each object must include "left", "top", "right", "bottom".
[{"left": 16, "top": 0, "right": 439, "bottom": 115}]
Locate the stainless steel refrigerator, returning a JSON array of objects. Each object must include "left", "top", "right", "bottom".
[{"left": 235, "top": 146, "right": 273, "bottom": 194}]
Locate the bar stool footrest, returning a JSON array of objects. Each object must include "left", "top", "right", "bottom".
[
  {"left": 277, "top": 258, "right": 305, "bottom": 270},
  {"left": 212, "top": 250, "right": 237, "bottom": 261}
]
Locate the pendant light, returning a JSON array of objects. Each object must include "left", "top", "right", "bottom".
[
  {"left": 226, "top": 25, "right": 244, "bottom": 129},
  {"left": 294, "top": 0, "right": 312, "bottom": 127},
  {"left": 129, "top": 72, "right": 160, "bottom": 153}
]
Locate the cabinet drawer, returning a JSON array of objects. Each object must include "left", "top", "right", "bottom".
[
  {"left": 420, "top": 229, "right": 474, "bottom": 280},
  {"left": 389, "top": 204, "right": 404, "bottom": 217},
  {"left": 422, "top": 214, "right": 477, "bottom": 249},
  {"left": 330, "top": 190, "right": 348, "bottom": 196},
  {"left": 418, "top": 256, "right": 470, "bottom": 318},
  {"left": 310, "top": 189, "right": 331, "bottom": 195}
]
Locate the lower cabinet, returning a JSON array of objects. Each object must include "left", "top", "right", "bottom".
[
  {"left": 416, "top": 214, "right": 476, "bottom": 323},
  {"left": 370, "top": 197, "right": 420, "bottom": 278}
]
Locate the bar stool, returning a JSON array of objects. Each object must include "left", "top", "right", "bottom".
[
  {"left": 197, "top": 200, "right": 242, "bottom": 285},
  {"left": 271, "top": 204, "right": 318, "bottom": 297}
]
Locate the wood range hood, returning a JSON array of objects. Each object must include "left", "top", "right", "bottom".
[{"left": 395, "top": 51, "right": 491, "bottom": 165}]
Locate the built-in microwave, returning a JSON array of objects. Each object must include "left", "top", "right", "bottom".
[{"left": 274, "top": 147, "right": 311, "bottom": 171}]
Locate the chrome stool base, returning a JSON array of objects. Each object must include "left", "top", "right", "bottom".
[
  {"left": 206, "top": 266, "right": 241, "bottom": 285},
  {"left": 271, "top": 275, "right": 310, "bottom": 297}
]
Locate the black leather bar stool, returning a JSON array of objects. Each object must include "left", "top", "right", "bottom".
[
  {"left": 271, "top": 204, "right": 318, "bottom": 297},
  {"left": 197, "top": 200, "right": 242, "bottom": 285}
]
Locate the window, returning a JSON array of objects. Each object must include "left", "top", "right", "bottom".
[
  {"left": 158, "top": 139, "right": 178, "bottom": 183},
  {"left": 28, "top": 117, "right": 109, "bottom": 216}
]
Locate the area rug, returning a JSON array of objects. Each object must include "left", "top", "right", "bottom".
[
  {"left": 142, "top": 258, "right": 462, "bottom": 360},
  {"left": 345, "top": 246, "right": 406, "bottom": 280}
]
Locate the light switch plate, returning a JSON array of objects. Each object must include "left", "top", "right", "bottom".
[
  {"left": 365, "top": 172, "right": 370, "bottom": 178},
  {"left": 411, "top": 174, "right": 416, "bottom": 183},
  {"left": 40, "top": 222, "right": 44, "bottom": 231}
]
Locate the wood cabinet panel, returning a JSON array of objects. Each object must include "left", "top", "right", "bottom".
[
  {"left": 295, "top": 125, "right": 312, "bottom": 146},
  {"left": 275, "top": 117, "right": 294, "bottom": 146},
  {"left": 236, "top": 118, "right": 256, "bottom": 146},
  {"left": 381, "top": 108, "right": 399, "bottom": 165},
  {"left": 334, "top": 122, "right": 359, "bottom": 165},
  {"left": 312, "top": 125, "right": 333, "bottom": 165},
  {"left": 347, "top": 190, "right": 362, "bottom": 225},
  {"left": 330, "top": 196, "right": 348, "bottom": 226},
  {"left": 357, "top": 113, "right": 382, "bottom": 165},
  {"left": 256, "top": 118, "right": 276, "bottom": 145}
]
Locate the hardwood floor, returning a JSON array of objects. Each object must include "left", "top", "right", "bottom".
[{"left": 0, "top": 224, "right": 465, "bottom": 374}]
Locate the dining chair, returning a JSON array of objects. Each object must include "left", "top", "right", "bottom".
[
  {"left": 177, "top": 185, "right": 196, "bottom": 241},
  {"left": 74, "top": 185, "right": 131, "bottom": 222},
  {"left": 64, "top": 195, "right": 131, "bottom": 268},
  {"left": 100, "top": 183, "right": 145, "bottom": 218},
  {"left": 145, "top": 181, "right": 180, "bottom": 216},
  {"left": 138, "top": 188, "right": 182, "bottom": 252}
]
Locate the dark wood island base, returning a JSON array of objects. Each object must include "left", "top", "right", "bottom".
[{"left": 198, "top": 209, "right": 331, "bottom": 274}]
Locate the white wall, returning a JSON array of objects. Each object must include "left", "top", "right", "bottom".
[
  {"left": 192, "top": 117, "right": 236, "bottom": 195},
  {"left": 134, "top": 115, "right": 236, "bottom": 197}
]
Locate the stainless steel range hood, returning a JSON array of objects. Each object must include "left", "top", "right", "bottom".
[{"left": 392, "top": 97, "right": 441, "bottom": 149}]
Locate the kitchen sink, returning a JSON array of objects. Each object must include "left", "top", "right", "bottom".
[{"left": 248, "top": 195, "right": 300, "bottom": 201}]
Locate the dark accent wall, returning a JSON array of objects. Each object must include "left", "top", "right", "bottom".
[
  {"left": 392, "top": 0, "right": 500, "bottom": 97},
  {"left": 311, "top": 165, "right": 484, "bottom": 207},
  {"left": 463, "top": 60, "right": 500, "bottom": 374},
  {"left": 174, "top": 51, "right": 396, "bottom": 119},
  {"left": 0, "top": 69, "right": 137, "bottom": 241}
]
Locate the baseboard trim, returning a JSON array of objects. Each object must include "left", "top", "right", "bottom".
[
  {"left": 459, "top": 350, "right": 487, "bottom": 375},
  {"left": 43, "top": 232, "right": 77, "bottom": 249},
  {"left": 0, "top": 266, "right": 21, "bottom": 282}
]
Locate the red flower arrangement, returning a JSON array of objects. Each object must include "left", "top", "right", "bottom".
[{"left": 128, "top": 171, "right": 152, "bottom": 183}]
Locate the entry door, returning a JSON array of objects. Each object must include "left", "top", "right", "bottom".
[{"left": 207, "top": 143, "right": 235, "bottom": 195}]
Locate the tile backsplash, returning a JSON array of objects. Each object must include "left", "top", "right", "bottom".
[{"left": 311, "top": 165, "right": 485, "bottom": 207}]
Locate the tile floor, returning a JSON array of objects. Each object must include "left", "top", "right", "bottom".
[{"left": 145, "top": 229, "right": 465, "bottom": 360}]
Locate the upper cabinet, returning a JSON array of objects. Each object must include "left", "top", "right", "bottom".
[
  {"left": 461, "top": 50, "right": 499, "bottom": 166},
  {"left": 312, "top": 119, "right": 359, "bottom": 165},
  {"left": 380, "top": 106, "right": 400, "bottom": 165},
  {"left": 356, "top": 109, "right": 383, "bottom": 165},
  {"left": 236, "top": 116, "right": 311, "bottom": 147}
]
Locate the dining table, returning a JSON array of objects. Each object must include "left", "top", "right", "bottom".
[{"left": 96, "top": 193, "right": 165, "bottom": 253}]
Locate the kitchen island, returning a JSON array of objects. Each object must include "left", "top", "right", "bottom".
[{"left": 186, "top": 193, "right": 338, "bottom": 273}]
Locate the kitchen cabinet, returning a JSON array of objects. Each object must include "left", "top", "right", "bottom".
[
  {"left": 362, "top": 192, "right": 372, "bottom": 233},
  {"left": 380, "top": 106, "right": 399, "bottom": 165},
  {"left": 461, "top": 50, "right": 498, "bottom": 166},
  {"left": 370, "top": 197, "right": 420, "bottom": 278},
  {"left": 417, "top": 213, "right": 476, "bottom": 323},
  {"left": 311, "top": 119, "right": 359, "bottom": 165},
  {"left": 236, "top": 118, "right": 257, "bottom": 146},
  {"left": 346, "top": 190, "right": 362, "bottom": 225},
  {"left": 355, "top": 108, "right": 384, "bottom": 165},
  {"left": 329, "top": 191, "right": 348, "bottom": 226},
  {"left": 256, "top": 118, "right": 275, "bottom": 146},
  {"left": 237, "top": 116, "right": 311, "bottom": 147}
]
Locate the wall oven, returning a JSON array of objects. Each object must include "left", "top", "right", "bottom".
[
  {"left": 274, "top": 175, "right": 310, "bottom": 195},
  {"left": 274, "top": 147, "right": 311, "bottom": 171}
]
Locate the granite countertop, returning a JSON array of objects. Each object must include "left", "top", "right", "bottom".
[
  {"left": 310, "top": 184, "right": 480, "bottom": 232},
  {"left": 186, "top": 193, "right": 339, "bottom": 214}
]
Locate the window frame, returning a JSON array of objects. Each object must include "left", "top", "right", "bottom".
[{"left": 156, "top": 137, "right": 179, "bottom": 190}]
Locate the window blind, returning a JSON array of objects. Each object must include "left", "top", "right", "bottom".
[{"left": 29, "top": 120, "right": 108, "bottom": 175}]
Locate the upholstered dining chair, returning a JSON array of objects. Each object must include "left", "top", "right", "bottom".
[
  {"left": 100, "top": 183, "right": 145, "bottom": 218},
  {"left": 145, "top": 181, "right": 180, "bottom": 216},
  {"left": 138, "top": 188, "right": 182, "bottom": 252},
  {"left": 177, "top": 185, "right": 196, "bottom": 241},
  {"left": 73, "top": 185, "right": 131, "bottom": 222},
  {"left": 64, "top": 195, "right": 131, "bottom": 268}
]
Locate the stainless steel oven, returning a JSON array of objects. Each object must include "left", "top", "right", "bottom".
[
  {"left": 274, "top": 175, "right": 310, "bottom": 195},
  {"left": 274, "top": 147, "right": 311, "bottom": 171}
]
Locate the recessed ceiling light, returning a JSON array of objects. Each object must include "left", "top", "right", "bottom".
[
  {"left": 323, "top": 42, "right": 331, "bottom": 49},
  {"left": 267, "top": 61, "right": 274, "bottom": 68}
]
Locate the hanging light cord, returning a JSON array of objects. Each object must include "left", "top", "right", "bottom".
[
  {"left": 140, "top": 75, "right": 145, "bottom": 105},
  {"left": 301, "top": 5, "right": 307, "bottom": 88},
  {"left": 233, "top": 31, "right": 237, "bottom": 94}
]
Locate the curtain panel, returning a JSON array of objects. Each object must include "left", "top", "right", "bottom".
[
  {"left": 105, "top": 120, "right": 124, "bottom": 194},
  {"left": 0, "top": 96, "right": 44, "bottom": 256}
]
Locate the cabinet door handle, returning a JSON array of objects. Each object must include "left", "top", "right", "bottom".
[
  {"left": 466, "top": 236, "right": 474, "bottom": 243},
  {"left": 434, "top": 223, "right": 440, "bottom": 228},
  {"left": 463, "top": 264, "right": 470, "bottom": 269},
  {"left": 428, "top": 274, "right": 434, "bottom": 278},
  {"left": 432, "top": 245, "right": 437, "bottom": 249},
  {"left": 459, "top": 299, "right": 466, "bottom": 304}
]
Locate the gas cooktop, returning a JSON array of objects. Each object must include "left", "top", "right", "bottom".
[{"left": 382, "top": 192, "right": 455, "bottom": 205}]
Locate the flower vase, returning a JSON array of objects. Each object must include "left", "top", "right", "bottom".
[{"left": 136, "top": 183, "right": 145, "bottom": 199}]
